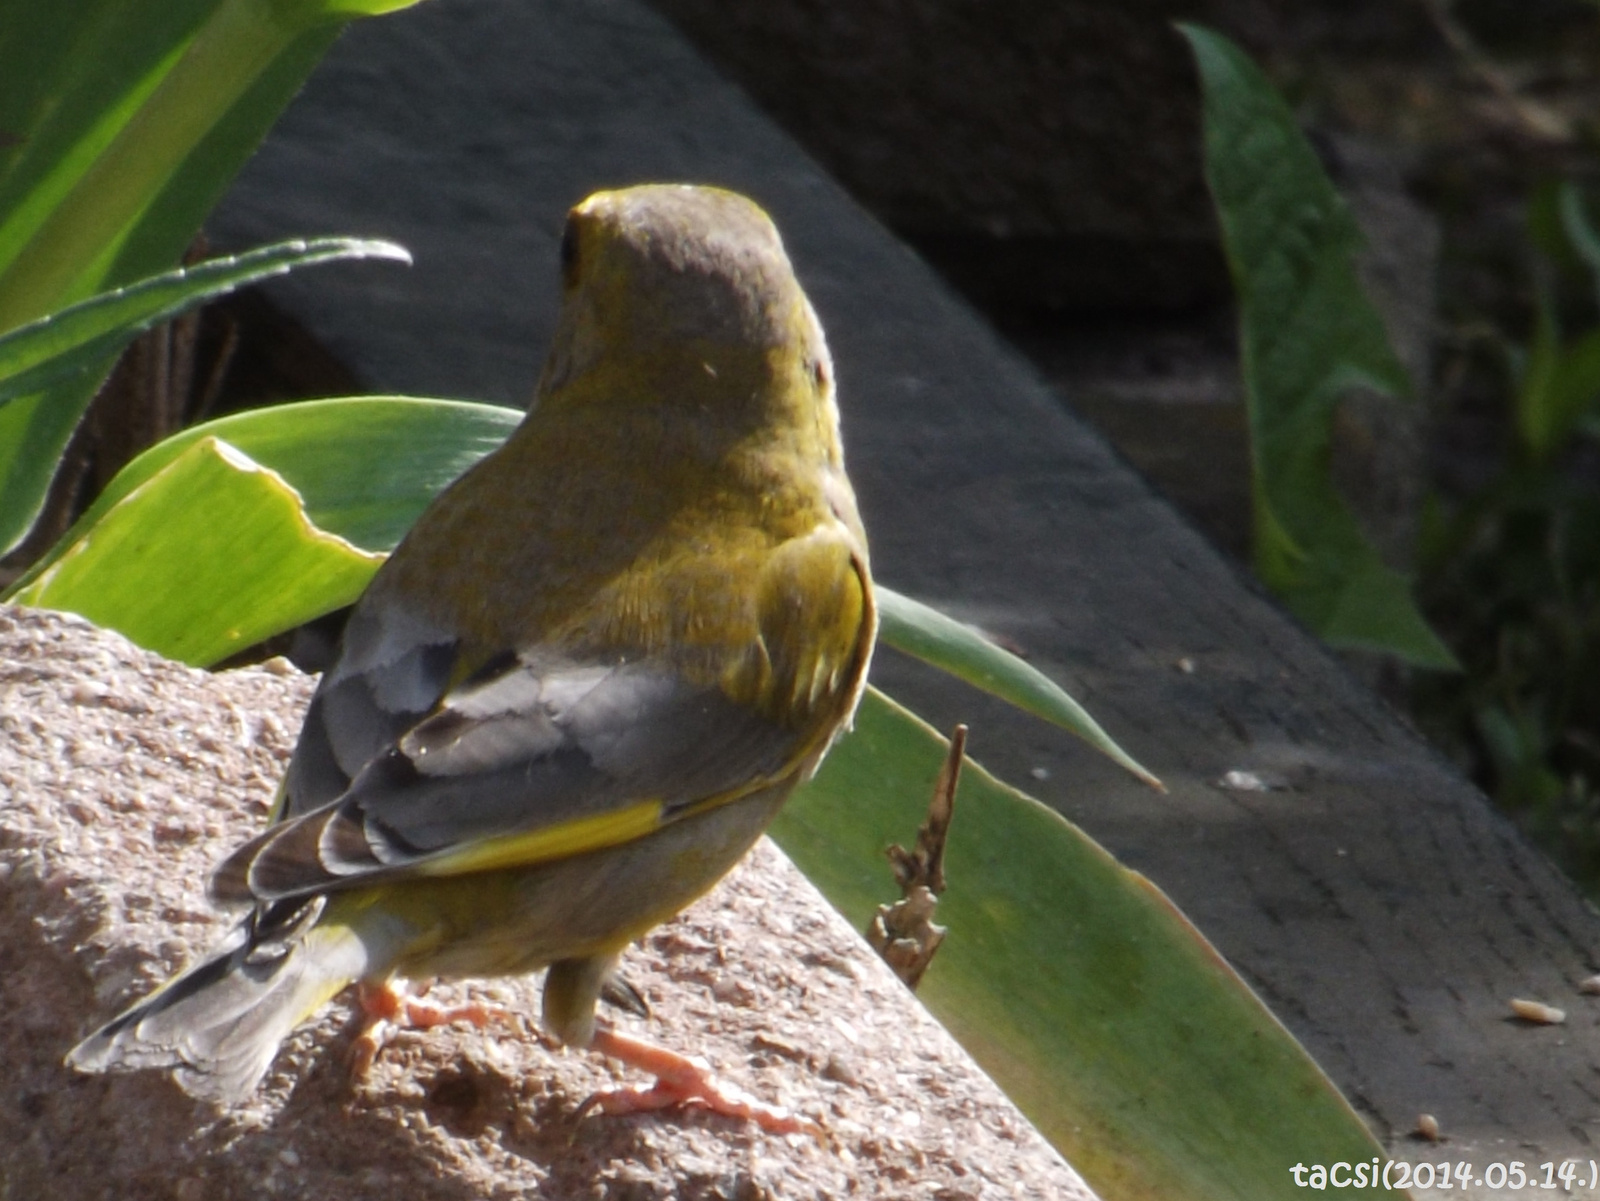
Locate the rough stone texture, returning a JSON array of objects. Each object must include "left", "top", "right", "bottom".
[{"left": 0, "top": 606, "right": 1097, "bottom": 1201}]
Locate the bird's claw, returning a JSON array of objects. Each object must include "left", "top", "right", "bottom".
[
  {"left": 575, "top": 1027, "right": 821, "bottom": 1137},
  {"left": 349, "top": 979, "right": 515, "bottom": 1076}
]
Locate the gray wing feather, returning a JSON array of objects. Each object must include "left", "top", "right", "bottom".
[
  {"left": 220, "top": 655, "right": 797, "bottom": 904},
  {"left": 280, "top": 602, "right": 460, "bottom": 820}
]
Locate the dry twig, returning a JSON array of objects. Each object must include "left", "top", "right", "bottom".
[{"left": 867, "top": 724, "right": 966, "bottom": 989}]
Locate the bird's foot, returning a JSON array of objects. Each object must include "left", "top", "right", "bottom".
[
  {"left": 349, "top": 979, "right": 515, "bottom": 1076},
  {"left": 576, "top": 1027, "right": 820, "bottom": 1136}
]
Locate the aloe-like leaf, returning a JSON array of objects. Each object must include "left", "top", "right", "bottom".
[
  {"left": 1181, "top": 23, "right": 1456, "bottom": 670},
  {"left": 876, "top": 586, "right": 1162, "bottom": 789},
  {"left": 0, "top": 0, "right": 420, "bottom": 327},
  {"left": 0, "top": 374, "right": 102, "bottom": 557},
  {"left": 0, "top": 0, "right": 425, "bottom": 556},
  {"left": 5, "top": 396, "right": 522, "bottom": 600},
  {"left": 0, "top": 239, "right": 411, "bottom": 555},
  {"left": 0, "top": 238, "right": 410, "bottom": 404},
  {"left": 12, "top": 435, "right": 381, "bottom": 665},
  {"left": 776, "top": 692, "right": 1396, "bottom": 1200}
]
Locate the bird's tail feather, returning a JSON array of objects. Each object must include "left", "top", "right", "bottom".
[{"left": 66, "top": 899, "right": 367, "bottom": 1104}]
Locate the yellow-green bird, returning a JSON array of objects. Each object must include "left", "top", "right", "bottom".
[{"left": 68, "top": 184, "right": 875, "bottom": 1129}]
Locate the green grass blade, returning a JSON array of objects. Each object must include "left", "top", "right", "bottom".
[
  {"left": 877, "top": 586, "right": 1162, "bottom": 789},
  {"left": 776, "top": 691, "right": 1396, "bottom": 1200},
  {"left": 0, "top": 0, "right": 419, "bottom": 556}
]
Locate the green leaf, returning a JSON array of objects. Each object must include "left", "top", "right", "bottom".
[
  {"left": 0, "top": 0, "right": 210, "bottom": 297},
  {"left": 1295, "top": 550, "right": 1461, "bottom": 663},
  {"left": 1515, "top": 273, "right": 1600, "bottom": 461},
  {"left": 1558, "top": 181, "right": 1600, "bottom": 310},
  {"left": 12, "top": 436, "right": 381, "bottom": 665},
  {"left": 0, "top": 238, "right": 410, "bottom": 405},
  {"left": 876, "top": 586, "right": 1162, "bottom": 789},
  {"left": 0, "top": 239, "right": 411, "bottom": 555},
  {"left": 6, "top": 396, "right": 522, "bottom": 598},
  {"left": 1547, "top": 330, "right": 1600, "bottom": 456},
  {"left": 1517, "top": 275, "right": 1565, "bottom": 459},
  {"left": 0, "top": 0, "right": 428, "bottom": 556},
  {"left": 1181, "top": 23, "right": 1456, "bottom": 670},
  {"left": 0, "top": 0, "right": 423, "bottom": 327},
  {"left": 776, "top": 692, "right": 1395, "bottom": 1201},
  {"left": 0, "top": 374, "right": 102, "bottom": 556}
]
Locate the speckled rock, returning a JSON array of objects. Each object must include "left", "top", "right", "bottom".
[{"left": 0, "top": 605, "right": 1097, "bottom": 1200}]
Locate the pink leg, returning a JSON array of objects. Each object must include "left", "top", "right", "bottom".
[
  {"left": 577, "top": 1027, "right": 820, "bottom": 1136},
  {"left": 349, "top": 979, "right": 514, "bottom": 1076}
]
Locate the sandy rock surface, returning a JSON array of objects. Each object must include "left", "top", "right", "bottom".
[{"left": 0, "top": 606, "right": 1096, "bottom": 1200}]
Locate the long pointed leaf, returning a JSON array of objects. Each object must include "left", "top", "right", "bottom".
[
  {"left": 0, "top": 0, "right": 427, "bottom": 556},
  {"left": 0, "top": 374, "right": 103, "bottom": 556},
  {"left": 0, "top": 239, "right": 410, "bottom": 554},
  {"left": 0, "top": 238, "right": 410, "bottom": 402},
  {"left": 0, "top": 0, "right": 420, "bottom": 328},
  {"left": 1559, "top": 182, "right": 1600, "bottom": 311},
  {"left": 1182, "top": 23, "right": 1456, "bottom": 670},
  {"left": 776, "top": 692, "right": 1396, "bottom": 1200},
  {"left": 877, "top": 586, "right": 1162, "bottom": 789}
]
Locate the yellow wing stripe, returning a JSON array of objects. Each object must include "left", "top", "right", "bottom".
[
  {"left": 266, "top": 779, "right": 291, "bottom": 826},
  {"left": 415, "top": 799, "right": 666, "bottom": 877}
]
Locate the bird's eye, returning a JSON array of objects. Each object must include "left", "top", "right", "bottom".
[
  {"left": 559, "top": 224, "right": 580, "bottom": 287},
  {"left": 811, "top": 357, "right": 829, "bottom": 391}
]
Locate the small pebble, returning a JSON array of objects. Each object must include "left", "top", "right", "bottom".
[
  {"left": 1218, "top": 770, "right": 1270, "bottom": 792},
  {"left": 1509, "top": 998, "right": 1566, "bottom": 1024}
]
